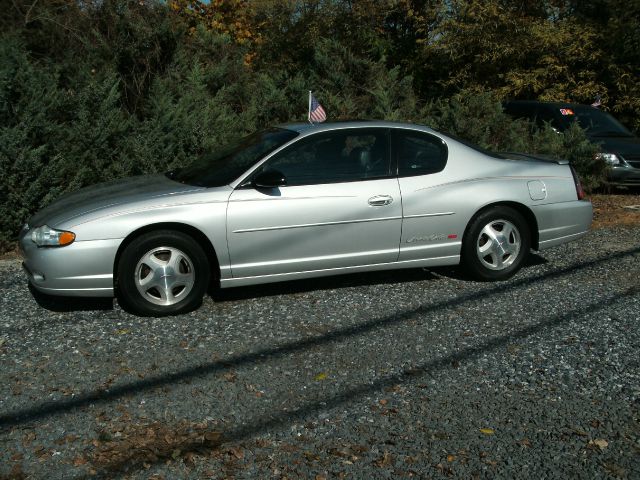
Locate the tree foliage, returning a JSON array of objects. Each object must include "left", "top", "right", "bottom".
[{"left": 0, "top": 0, "right": 636, "bottom": 249}]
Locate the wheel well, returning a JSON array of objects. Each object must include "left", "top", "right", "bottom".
[
  {"left": 113, "top": 223, "right": 221, "bottom": 289},
  {"left": 465, "top": 202, "right": 539, "bottom": 250}
]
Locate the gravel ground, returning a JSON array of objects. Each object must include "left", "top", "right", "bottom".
[{"left": 1, "top": 226, "right": 639, "bottom": 479}]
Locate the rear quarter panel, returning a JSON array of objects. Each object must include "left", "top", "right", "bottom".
[{"left": 397, "top": 139, "right": 581, "bottom": 261}]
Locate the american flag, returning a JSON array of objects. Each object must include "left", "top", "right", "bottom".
[{"left": 308, "top": 93, "right": 327, "bottom": 123}]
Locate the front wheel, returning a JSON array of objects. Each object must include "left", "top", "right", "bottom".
[
  {"left": 117, "top": 230, "right": 210, "bottom": 316},
  {"left": 462, "top": 207, "right": 531, "bottom": 281}
]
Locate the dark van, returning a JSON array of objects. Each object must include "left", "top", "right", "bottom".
[{"left": 503, "top": 100, "right": 640, "bottom": 186}]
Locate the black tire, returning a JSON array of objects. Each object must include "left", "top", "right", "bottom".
[
  {"left": 116, "top": 230, "right": 210, "bottom": 316},
  {"left": 461, "top": 206, "right": 531, "bottom": 281}
]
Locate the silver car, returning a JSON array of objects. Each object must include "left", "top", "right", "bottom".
[{"left": 19, "top": 121, "right": 592, "bottom": 316}]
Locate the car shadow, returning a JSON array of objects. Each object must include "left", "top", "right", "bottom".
[
  {"left": 27, "top": 269, "right": 440, "bottom": 313},
  {"left": 28, "top": 255, "right": 549, "bottom": 311},
  {"left": 210, "top": 267, "right": 440, "bottom": 302},
  {"left": 29, "top": 284, "right": 114, "bottom": 312},
  {"left": 420, "top": 252, "right": 548, "bottom": 281},
  {"left": 524, "top": 252, "right": 549, "bottom": 267}
]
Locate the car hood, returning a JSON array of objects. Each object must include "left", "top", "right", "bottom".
[
  {"left": 589, "top": 135, "right": 640, "bottom": 158},
  {"left": 29, "top": 174, "right": 204, "bottom": 228}
]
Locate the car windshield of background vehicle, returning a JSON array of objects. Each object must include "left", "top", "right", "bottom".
[
  {"left": 569, "top": 107, "right": 634, "bottom": 138},
  {"left": 170, "top": 128, "right": 299, "bottom": 187}
]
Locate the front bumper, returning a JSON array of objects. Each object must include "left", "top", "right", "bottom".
[
  {"left": 20, "top": 230, "right": 121, "bottom": 297},
  {"left": 608, "top": 165, "right": 640, "bottom": 186}
]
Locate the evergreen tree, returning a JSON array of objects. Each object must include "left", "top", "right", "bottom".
[{"left": 0, "top": 0, "right": 635, "bottom": 250}]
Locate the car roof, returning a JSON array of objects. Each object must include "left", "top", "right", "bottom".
[
  {"left": 276, "top": 120, "right": 439, "bottom": 136},
  {"left": 503, "top": 100, "right": 593, "bottom": 110}
]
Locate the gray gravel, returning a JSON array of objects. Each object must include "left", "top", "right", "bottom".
[{"left": 1, "top": 226, "right": 639, "bottom": 479}]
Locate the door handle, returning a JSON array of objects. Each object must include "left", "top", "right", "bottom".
[{"left": 368, "top": 195, "right": 393, "bottom": 206}]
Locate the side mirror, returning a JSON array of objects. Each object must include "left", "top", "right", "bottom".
[{"left": 253, "top": 169, "right": 287, "bottom": 189}]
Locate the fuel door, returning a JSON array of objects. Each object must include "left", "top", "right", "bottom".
[{"left": 528, "top": 180, "right": 547, "bottom": 201}]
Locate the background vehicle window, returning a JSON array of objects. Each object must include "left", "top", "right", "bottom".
[
  {"left": 570, "top": 107, "right": 633, "bottom": 137},
  {"left": 504, "top": 103, "right": 561, "bottom": 130},
  {"left": 396, "top": 131, "right": 447, "bottom": 176},
  {"left": 258, "top": 129, "right": 390, "bottom": 186},
  {"left": 535, "top": 107, "right": 562, "bottom": 130},
  {"left": 504, "top": 104, "right": 534, "bottom": 121}
]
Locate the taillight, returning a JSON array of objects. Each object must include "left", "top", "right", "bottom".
[{"left": 569, "top": 165, "right": 585, "bottom": 200}]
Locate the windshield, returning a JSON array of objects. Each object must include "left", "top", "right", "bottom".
[
  {"left": 566, "top": 107, "right": 633, "bottom": 137},
  {"left": 171, "top": 128, "right": 299, "bottom": 187}
]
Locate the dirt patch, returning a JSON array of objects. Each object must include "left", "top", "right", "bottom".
[
  {"left": 0, "top": 246, "right": 21, "bottom": 261},
  {"left": 86, "top": 420, "right": 224, "bottom": 475},
  {"left": 589, "top": 193, "right": 640, "bottom": 229}
]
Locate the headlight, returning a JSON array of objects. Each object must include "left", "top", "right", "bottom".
[
  {"left": 30, "top": 225, "right": 76, "bottom": 247},
  {"left": 596, "top": 153, "right": 621, "bottom": 166}
]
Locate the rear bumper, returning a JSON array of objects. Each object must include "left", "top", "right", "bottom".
[
  {"left": 533, "top": 200, "right": 593, "bottom": 251},
  {"left": 20, "top": 234, "right": 120, "bottom": 297}
]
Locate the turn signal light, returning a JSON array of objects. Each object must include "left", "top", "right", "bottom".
[{"left": 59, "top": 231, "right": 76, "bottom": 246}]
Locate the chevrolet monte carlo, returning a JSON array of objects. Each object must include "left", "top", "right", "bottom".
[{"left": 20, "top": 121, "right": 593, "bottom": 316}]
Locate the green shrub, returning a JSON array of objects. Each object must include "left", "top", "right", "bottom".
[
  {"left": 0, "top": 33, "right": 607, "bottom": 253},
  {"left": 417, "top": 91, "right": 604, "bottom": 190},
  {"left": 530, "top": 123, "right": 605, "bottom": 192}
]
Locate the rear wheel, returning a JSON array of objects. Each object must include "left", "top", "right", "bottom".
[
  {"left": 117, "top": 230, "right": 210, "bottom": 316},
  {"left": 462, "top": 207, "right": 530, "bottom": 281}
]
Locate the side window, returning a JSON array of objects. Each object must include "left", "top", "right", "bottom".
[
  {"left": 395, "top": 131, "right": 447, "bottom": 177},
  {"left": 536, "top": 107, "right": 562, "bottom": 130},
  {"left": 504, "top": 104, "right": 536, "bottom": 123},
  {"left": 257, "top": 129, "right": 390, "bottom": 186}
]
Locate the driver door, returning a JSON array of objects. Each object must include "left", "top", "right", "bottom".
[{"left": 226, "top": 128, "right": 402, "bottom": 280}]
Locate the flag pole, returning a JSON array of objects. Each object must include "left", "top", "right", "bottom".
[{"left": 308, "top": 90, "right": 313, "bottom": 124}]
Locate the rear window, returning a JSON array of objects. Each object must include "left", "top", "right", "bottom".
[{"left": 394, "top": 130, "right": 448, "bottom": 176}]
